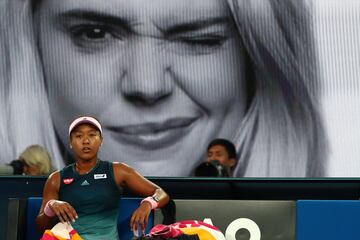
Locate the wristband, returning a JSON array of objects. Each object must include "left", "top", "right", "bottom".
[
  {"left": 44, "top": 200, "right": 56, "bottom": 217},
  {"left": 141, "top": 196, "right": 158, "bottom": 209}
]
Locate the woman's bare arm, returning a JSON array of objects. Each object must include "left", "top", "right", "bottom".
[
  {"left": 35, "top": 171, "right": 78, "bottom": 233},
  {"left": 113, "top": 162, "right": 170, "bottom": 230},
  {"left": 35, "top": 171, "right": 60, "bottom": 232}
]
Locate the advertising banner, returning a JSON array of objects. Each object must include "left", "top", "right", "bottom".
[{"left": 155, "top": 199, "right": 296, "bottom": 240}]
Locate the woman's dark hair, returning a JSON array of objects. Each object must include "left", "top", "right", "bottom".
[{"left": 207, "top": 138, "right": 237, "bottom": 159}]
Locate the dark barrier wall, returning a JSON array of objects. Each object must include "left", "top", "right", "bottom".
[{"left": 2, "top": 176, "right": 360, "bottom": 239}]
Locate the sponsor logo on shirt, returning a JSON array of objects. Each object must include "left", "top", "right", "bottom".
[
  {"left": 63, "top": 178, "right": 74, "bottom": 184},
  {"left": 81, "top": 180, "right": 90, "bottom": 186},
  {"left": 94, "top": 174, "right": 107, "bottom": 179}
]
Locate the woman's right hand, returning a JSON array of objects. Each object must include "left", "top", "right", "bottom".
[{"left": 47, "top": 200, "right": 78, "bottom": 223}]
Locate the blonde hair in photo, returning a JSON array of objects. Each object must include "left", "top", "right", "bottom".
[{"left": 227, "top": 0, "right": 328, "bottom": 177}]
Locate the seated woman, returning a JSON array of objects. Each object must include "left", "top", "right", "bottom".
[
  {"left": 36, "top": 116, "right": 170, "bottom": 239},
  {"left": 19, "top": 144, "right": 55, "bottom": 176}
]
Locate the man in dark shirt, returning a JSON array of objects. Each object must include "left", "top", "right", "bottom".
[{"left": 195, "top": 139, "right": 237, "bottom": 177}]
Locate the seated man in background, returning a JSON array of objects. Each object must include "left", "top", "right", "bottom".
[
  {"left": 194, "top": 139, "right": 237, "bottom": 177},
  {"left": 0, "top": 144, "right": 54, "bottom": 176}
]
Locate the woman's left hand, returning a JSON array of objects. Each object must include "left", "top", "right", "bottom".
[
  {"left": 114, "top": 163, "right": 169, "bottom": 232},
  {"left": 130, "top": 201, "right": 152, "bottom": 232}
]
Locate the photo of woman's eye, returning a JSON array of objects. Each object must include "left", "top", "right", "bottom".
[{"left": 1, "top": 0, "right": 360, "bottom": 179}]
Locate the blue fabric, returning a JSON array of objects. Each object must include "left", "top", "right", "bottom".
[
  {"left": 26, "top": 197, "right": 42, "bottom": 240},
  {"left": 25, "top": 197, "right": 153, "bottom": 240},
  {"left": 117, "top": 198, "right": 154, "bottom": 240},
  {"left": 296, "top": 200, "right": 360, "bottom": 240}
]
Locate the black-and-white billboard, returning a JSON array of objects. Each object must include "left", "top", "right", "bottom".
[{"left": 1, "top": 0, "right": 359, "bottom": 177}]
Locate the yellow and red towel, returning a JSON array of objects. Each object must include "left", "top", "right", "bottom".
[
  {"left": 41, "top": 222, "right": 83, "bottom": 240},
  {"left": 149, "top": 220, "right": 225, "bottom": 240}
]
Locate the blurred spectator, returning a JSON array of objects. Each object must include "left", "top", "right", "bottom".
[
  {"left": 194, "top": 139, "right": 237, "bottom": 177},
  {"left": 0, "top": 144, "right": 54, "bottom": 176}
]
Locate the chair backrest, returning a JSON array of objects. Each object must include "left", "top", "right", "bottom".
[
  {"left": 117, "top": 198, "right": 154, "bottom": 239},
  {"left": 23, "top": 197, "right": 153, "bottom": 240},
  {"left": 296, "top": 200, "right": 360, "bottom": 240}
]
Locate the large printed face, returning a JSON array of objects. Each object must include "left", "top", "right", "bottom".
[{"left": 36, "top": 0, "right": 248, "bottom": 176}]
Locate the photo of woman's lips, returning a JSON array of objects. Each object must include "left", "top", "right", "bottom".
[{"left": 106, "top": 117, "right": 199, "bottom": 149}]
